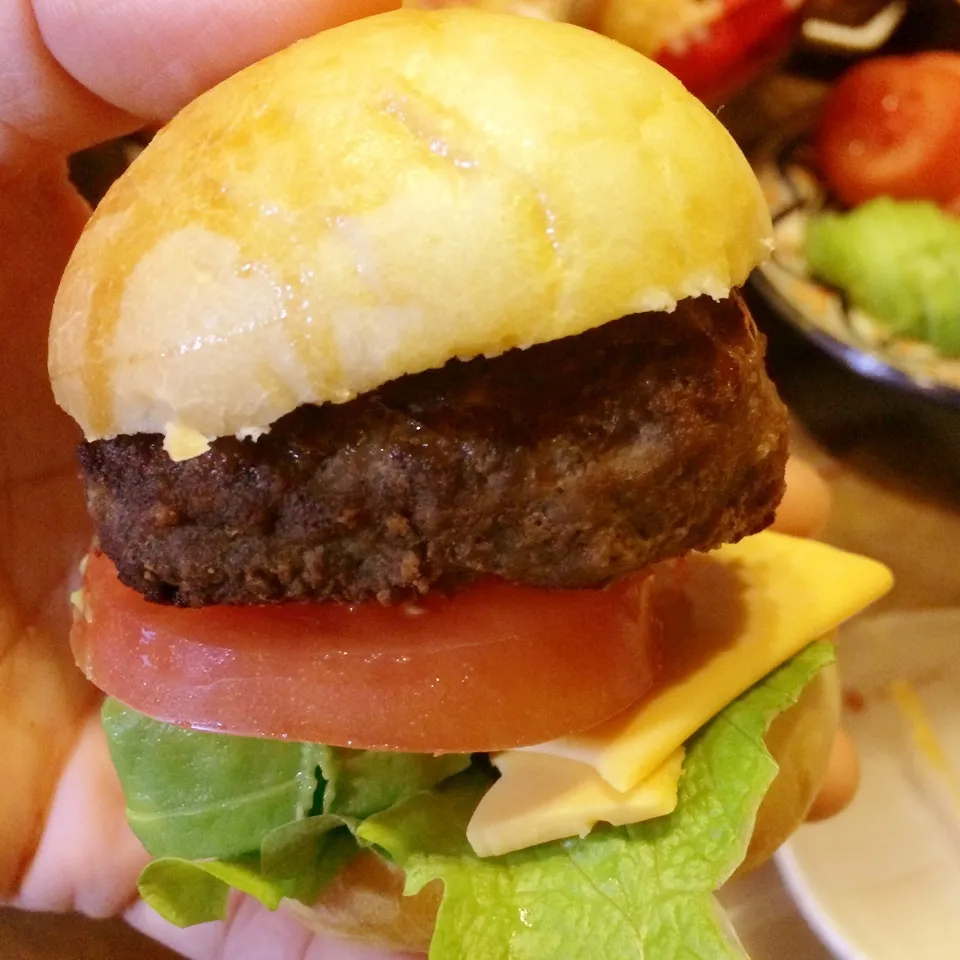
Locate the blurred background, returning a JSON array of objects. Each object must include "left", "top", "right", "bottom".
[{"left": 4, "top": 1, "right": 960, "bottom": 956}]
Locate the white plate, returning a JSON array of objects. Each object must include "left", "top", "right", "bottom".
[{"left": 776, "top": 609, "right": 960, "bottom": 960}]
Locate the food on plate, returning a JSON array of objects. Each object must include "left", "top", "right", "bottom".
[
  {"left": 610, "top": 0, "right": 807, "bottom": 104},
  {"left": 50, "top": 9, "right": 893, "bottom": 956},
  {"left": 799, "top": 0, "right": 907, "bottom": 55},
  {"left": 816, "top": 51, "right": 960, "bottom": 211},
  {"left": 405, "top": 0, "right": 805, "bottom": 103},
  {"left": 805, "top": 198, "right": 960, "bottom": 357}
]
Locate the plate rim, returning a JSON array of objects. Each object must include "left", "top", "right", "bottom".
[
  {"left": 750, "top": 270, "right": 960, "bottom": 410},
  {"left": 747, "top": 106, "right": 960, "bottom": 410},
  {"left": 775, "top": 843, "right": 869, "bottom": 960},
  {"left": 773, "top": 607, "right": 960, "bottom": 960}
]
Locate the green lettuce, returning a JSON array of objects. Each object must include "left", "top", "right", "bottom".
[
  {"left": 102, "top": 701, "right": 472, "bottom": 925},
  {"left": 101, "top": 699, "right": 324, "bottom": 860},
  {"left": 136, "top": 830, "right": 361, "bottom": 928},
  {"left": 363, "top": 641, "right": 835, "bottom": 959},
  {"left": 106, "top": 641, "right": 833, "bottom": 957},
  {"left": 102, "top": 703, "right": 469, "bottom": 860},
  {"left": 321, "top": 746, "right": 471, "bottom": 819}
]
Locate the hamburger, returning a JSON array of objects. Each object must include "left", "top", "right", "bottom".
[{"left": 48, "top": 9, "right": 892, "bottom": 957}]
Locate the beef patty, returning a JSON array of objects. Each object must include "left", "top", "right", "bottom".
[{"left": 79, "top": 293, "right": 788, "bottom": 606}]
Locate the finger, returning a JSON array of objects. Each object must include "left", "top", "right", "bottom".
[
  {"left": 10, "top": 0, "right": 397, "bottom": 166},
  {"left": 805, "top": 728, "right": 860, "bottom": 822},
  {"left": 12, "top": 712, "right": 149, "bottom": 917},
  {"left": 772, "top": 457, "right": 832, "bottom": 539},
  {"left": 2, "top": 0, "right": 398, "bottom": 169},
  {"left": 127, "top": 892, "right": 421, "bottom": 960},
  {"left": 0, "top": 0, "right": 136, "bottom": 172},
  {"left": 0, "top": 170, "right": 98, "bottom": 897}
]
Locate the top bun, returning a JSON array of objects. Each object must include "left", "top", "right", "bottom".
[{"left": 49, "top": 8, "right": 772, "bottom": 449}]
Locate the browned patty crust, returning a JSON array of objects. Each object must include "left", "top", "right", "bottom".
[{"left": 79, "top": 293, "right": 788, "bottom": 606}]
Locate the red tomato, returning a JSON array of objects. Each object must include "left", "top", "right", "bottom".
[
  {"left": 817, "top": 53, "right": 960, "bottom": 209},
  {"left": 656, "top": 0, "right": 801, "bottom": 106},
  {"left": 73, "top": 552, "right": 659, "bottom": 752}
]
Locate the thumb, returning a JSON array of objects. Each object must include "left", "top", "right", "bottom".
[{"left": 1, "top": 0, "right": 398, "bottom": 168}]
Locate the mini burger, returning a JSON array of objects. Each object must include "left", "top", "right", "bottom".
[{"left": 49, "top": 9, "right": 891, "bottom": 957}]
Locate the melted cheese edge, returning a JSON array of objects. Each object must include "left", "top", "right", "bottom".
[{"left": 466, "top": 531, "right": 892, "bottom": 858}]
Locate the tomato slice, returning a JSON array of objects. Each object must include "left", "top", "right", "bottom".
[
  {"left": 73, "top": 552, "right": 658, "bottom": 752},
  {"left": 816, "top": 53, "right": 960, "bottom": 210}
]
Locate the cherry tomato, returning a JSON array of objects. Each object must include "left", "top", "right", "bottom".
[
  {"left": 73, "top": 552, "right": 658, "bottom": 752},
  {"left": 656, "top": 0, "right": 802, "bottom": 106},
  {"left": 817, "top": 53, "right": 960, "bottom": 209}
]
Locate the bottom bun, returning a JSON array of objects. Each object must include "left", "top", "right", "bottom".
[
  {"left": 282, "top": 853, "right": 440, "bottom": 954},
  {"left": 735, "top": 661, "right": 841, "bottom": 877},
  {"left": 282, "top": 663, "right": 841, "bottom": 952}
]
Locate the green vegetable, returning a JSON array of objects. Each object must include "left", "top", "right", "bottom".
[
  {"left": 362, "top": 641, "right": 835, "bottom": 960},
  {"left": 138, "top": 856, "right": 299, "bottom": 928},
  {"left": 805, "top": 198, "right": 960, "bottom": 356},
  {"left": 101, "top": 699, "right": 324, "bottom": 860},
  {"left": 103, "top": 701, "right": 472, "bottom": 925},
  {"left": 137, "top": 831, "right": 359, "bottom": 928},
  {"left": 103, "top": 701, "right": 470, "bottom": 862},
  {"left": 110, "top": 641, "right": 833, "bottom": 956},
  {"left": 259, "top": 814, "right": 350, "bottom": 879},
  {"left": 321, "top": 747, "right": 471, "bottom": 819}
]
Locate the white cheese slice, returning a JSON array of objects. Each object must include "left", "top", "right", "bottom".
[
  {"left": 468, "top": 748, "right": 685, "bottom": 858},
  {"left": 515, "top": 531, "right": 892, "bottom": 793}
]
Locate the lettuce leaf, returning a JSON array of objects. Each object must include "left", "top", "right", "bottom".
[
  {"left": 101, "top": 700, "right": 324, "bottom": 860},
  {"left": 112, "top": 640, "right": 833, "bottom": 954},
  {"left": 138, "top": 831, "right": 359, "bottom": 928},
  {"left": 103, "top": 701, "right": 470, "bottom": 862},
  {"left": 138, "top": 856, "right": 297, "bottom": 928},
  {"left": 321, "top": 747, "right": 471, "bottom": 819},
  {"left": 359, "top": 641, "right": 835, "bottom": 960},
  {"left": 103, "top": 702, "right": 471, "bottom": 925}
]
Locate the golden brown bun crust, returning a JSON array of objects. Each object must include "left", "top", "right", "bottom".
[
  {"left": 735, "top": 662, "right": 841, "bottom": 878},
  {"left": 49, "top": 8, "right": 772, "bottom": 447},
  {"left": 282, "top": 664, "right": 840, "bottom": 952},
  {"left": 593, "top": 0, "right": 722, "bottom": 56}
]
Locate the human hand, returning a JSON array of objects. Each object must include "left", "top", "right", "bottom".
[
  {"left": 0, "top": 2, "right": 856, "bottom": 956},
  {"left": 1, "top": 2, "right": 408, "bottom": 957}
]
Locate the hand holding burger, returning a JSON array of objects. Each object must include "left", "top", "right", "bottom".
[{"left": 5, "top": 3, "right": 876, "bottom": 956}]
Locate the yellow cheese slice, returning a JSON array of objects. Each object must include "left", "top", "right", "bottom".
[
  {"left": 163, "top": 422, "right": 211, "bottom": 461},
  {"left": 467, "top": 748, "right": 685, "bottom": 858},
  {"left": 518, "top": 531, "right": 893, "bottom": 793}
]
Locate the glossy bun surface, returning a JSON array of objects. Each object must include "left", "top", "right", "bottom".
[{"left": 50, "top": 8, "right": 772, "bottom": 444}]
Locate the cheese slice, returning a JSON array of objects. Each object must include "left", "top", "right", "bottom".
[
  {"left": 163, "top": 422, "right": 211, "bottom": 461},
  {"left": 468, "top": 748, "right": 684, "bottom": 858},
  {"left": 518, "top": 531, "right": 893, "bottom": 793}
]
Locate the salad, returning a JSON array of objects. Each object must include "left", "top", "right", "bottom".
[{"left": 805, "top": 51, "right": 960, "bottom": 358}]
